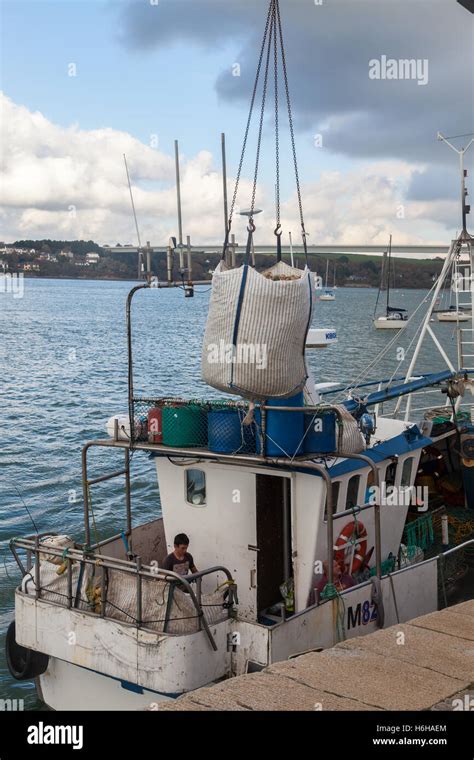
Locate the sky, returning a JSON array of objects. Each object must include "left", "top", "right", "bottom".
[{"left": 0, "top": 0, "right": 473, "bottom": 247}]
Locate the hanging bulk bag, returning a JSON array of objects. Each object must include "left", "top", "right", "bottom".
[{"left": 202, "top": 259, "right": 314, "bottom": 400}]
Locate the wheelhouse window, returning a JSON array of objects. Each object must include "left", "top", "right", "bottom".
[
  {"left": 384, "top": 461, "right": 397, "bottom": 489},
  {"left": 364, "top": 469, "right": 376, "bottom": 505},
  {"left": 400, "top": 457, "right": 414, "bottom": 488},
  {"left": 346, "top": 475, "right": 361, "bottom": 509},
  {"left": 185, "top": 469, "right": 206, "bottom": 506},
  {"left": 324, "top": 481, "right": 340, "bottom": 521}
]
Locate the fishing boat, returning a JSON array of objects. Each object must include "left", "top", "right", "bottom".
[
  {"left": 373, "top": 235, "right": 408, "bottom": 329},
  {"left": 319, "top": 259, "right": 336, "bottom": 301},
  {"left": 5, "top": 1, "right": 474, "bottom": 712}
]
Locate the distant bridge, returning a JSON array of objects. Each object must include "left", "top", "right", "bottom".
[{"left": 105, "top": 243, "right": 450, "bottom": 257}]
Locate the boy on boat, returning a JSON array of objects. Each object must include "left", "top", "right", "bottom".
[{"left": 162, "top": 533, "right": 198, "bottom": 577}]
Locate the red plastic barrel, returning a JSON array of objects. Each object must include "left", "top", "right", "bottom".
[{"left": 148, "top": 408, "right": 163, "bottom": 443}]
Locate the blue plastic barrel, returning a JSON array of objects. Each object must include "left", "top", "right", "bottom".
[
  {"left": 303, "top": 411, "right": 337, "bottom": 454},
  {"left": 208, "top": 409, "right": 257, "bottom": 454},
  {"left": 257, "top": 392, "right": 305, "bottom": 457}
]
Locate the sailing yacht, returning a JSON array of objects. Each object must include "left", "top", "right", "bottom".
[
  {"left": 373, "top": 235, "right": 408, "bottom": 329},
  {"left": 437, "top": 254, "right": 471, "bottom": 321},
  {"left": 319, "top": 259, "right": 336, "bottom": 301}
]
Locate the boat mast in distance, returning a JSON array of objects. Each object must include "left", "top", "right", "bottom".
[
  {"left": 373, "top": 234, "right": 408, "bottom": 329},
  {"left": 319, "top": 257, "right": 336, "bottom": 301}
]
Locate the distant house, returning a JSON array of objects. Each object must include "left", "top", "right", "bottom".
[
  {"left": 23, "top": 263, "right": 40, "bottom": 272},
  {"left": 38, "top": 252, "right": 57, "bottom": 262},
  {"left": 86, "top": 252, "right": 100, "bottom": 265},
  {"left": 60, "top": 250, "right": 74, "bottom": 260}
]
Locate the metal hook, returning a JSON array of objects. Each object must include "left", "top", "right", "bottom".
[
  {"left": 247, "top": 220, "right": 256, "bottom": 233},
  {"left": 274, "top": 224, "right": 282, "bottom": 237}
]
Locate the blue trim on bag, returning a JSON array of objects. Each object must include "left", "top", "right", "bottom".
[{"left": 230, "top": 263, "right": 249, "bottom": 388}]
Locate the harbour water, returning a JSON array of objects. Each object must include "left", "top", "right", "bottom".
[{"left": 0, "top": 277, "right": 460, "bottom": 707}]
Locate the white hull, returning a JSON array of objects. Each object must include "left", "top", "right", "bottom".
[
  {"left": 374, "top": 318, "right": 407, "bottom": 329},
  {"left": 319, "top": 295, "right": 336, "bottom": 301},
  {"left": 437, "top": 312, "right": 470, "bottom": 322},
  {"left": 38, "top": 657, "right": 172, "bottom": 711},
  {"left": 31, "top": 559, "right": 439, "bottom": 710}
]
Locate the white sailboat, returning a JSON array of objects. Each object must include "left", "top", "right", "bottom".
[
  {"left": 437, "top": 253, "right": 471, "bottom": 321},
  {"left": 373, "top": 235, "right": 408, "bottom": 329},
  {"left": 319, "top": 259, "right": 336, "bottom": 301}
]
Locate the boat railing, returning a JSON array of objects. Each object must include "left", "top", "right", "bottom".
[
  {"left": 460, "top": 327, "right": 474, "bottom": 371},
  {"left": 392, "top": 538, "right": 474, "bottom": 609},
  {"left": 381, "top": 386, "right": 472, "bottom": 421},
  {"left": 9, "top": 536, "right": 236, "bottom": 651}
]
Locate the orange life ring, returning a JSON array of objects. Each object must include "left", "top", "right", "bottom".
[{"left": 335, "top": 520, "right": 368, "bottom": 573}]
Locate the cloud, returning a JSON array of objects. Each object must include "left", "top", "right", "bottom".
[
  {"left": 119, "top": 0, "right": 474, "bottom": 201},
  {"left": 0, "top": 92, "right": 460, "bottom": 245}
]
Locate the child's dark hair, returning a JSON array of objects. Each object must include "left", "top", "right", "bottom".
[{"left": 174, "top": 533, "right": 189, "bottom": 547}]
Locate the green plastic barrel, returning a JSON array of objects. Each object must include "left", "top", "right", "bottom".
[{"left": 162, "top": 405, "right": 207, "bottom": 448}]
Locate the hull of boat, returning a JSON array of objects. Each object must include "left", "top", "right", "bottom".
[
  {"left": 437, "top": 313, "right": 470, "bottom": 322},
  {"left": 374, "top": 319, "right": 407, "bottom": 329},
  {"left": 37, "top": 657, "right": 174, "bottom": 711},
  {"left": 32, "top": 557, "right": 439, "bottom": 710},
  {"left": 319, "top": 295, "right": 336, "bottom": 301}
]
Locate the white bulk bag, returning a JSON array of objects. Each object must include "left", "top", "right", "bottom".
[{"left": 202, "top": 260, "right": 314, "bottom": 400}]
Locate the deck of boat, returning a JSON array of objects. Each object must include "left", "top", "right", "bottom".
[{"left": 159, "top": 600, "right": 474, "bottom": 711}]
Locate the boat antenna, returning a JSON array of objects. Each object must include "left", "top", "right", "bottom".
[
  {"left": 437, "top": 132, "right": 473, "bottom": 237},
  {"left": 123, "top": 154, "right": 144, "bottom": 279}
]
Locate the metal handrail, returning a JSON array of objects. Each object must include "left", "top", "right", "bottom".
[
  {"left": 391, "top": 538, "right": 474, "bottom": 577},
  {"left": 9, "top": 537, "right": 235, "bottom": 651}
]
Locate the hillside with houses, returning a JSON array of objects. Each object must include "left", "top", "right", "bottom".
[{"left": 0, "top": 239, "right": 446, "bottom": 288}]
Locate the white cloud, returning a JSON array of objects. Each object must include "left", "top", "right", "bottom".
[{"left": 0, "top": 93, "right": 457, "bottom": 246}]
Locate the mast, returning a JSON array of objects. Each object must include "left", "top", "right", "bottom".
[
  {"left": 174, "top": 139, "right": 184, "bottom": 272},
  {"left": 221, "top": 133, "right": 229, "bottom": 263},
  {"left": 437, "top": 132, "right": 474, "bottom": 369},
  {"left": 386, "top": 234, "right": 392, "bottom": 317},
  {"left": 325, "top": 259, "right": 329, "bottom": 288},
  {"left": 289, "top": 231, "right": 294, "bottom": 268},
  {"left": 123, "top": 154, "right": 143, "bottom": 280}
]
